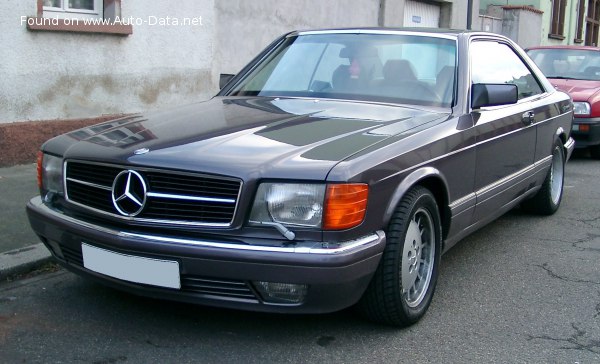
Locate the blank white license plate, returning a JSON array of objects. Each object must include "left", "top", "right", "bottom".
[{"left": 82, "top": 243, "right": 180, "bottom": 289}]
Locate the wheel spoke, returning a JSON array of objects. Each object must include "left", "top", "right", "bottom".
[{"left": 400, "top": 207, "right": 437, "bottom": 308}]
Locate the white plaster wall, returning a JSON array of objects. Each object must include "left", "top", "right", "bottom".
[
  {"left": 215, "top": 0, "right": 380, "bottom": 75},
  {"left": 516, "top": 10, "right": 542, "bottom": 49},
  {"left": 1, "top": 0, "right": 216, "bottom": 122},
  {"left": 1, "top": 0, "right": 473, "bottom": 123}
]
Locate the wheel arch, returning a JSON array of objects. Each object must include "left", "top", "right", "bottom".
[
  {"left": 555, "top": 126, "right": 567, "bottom": 144},
  {"left": 555, "top": 126, "right": 573, "bottom": 159},
  {"left": 383, "top": 167, "right": 451, "bottom": 241}
]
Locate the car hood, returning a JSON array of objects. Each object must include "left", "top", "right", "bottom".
[
  {"left": 549, "top": 78, "right": 600, "bottom": 102},
  {"left": 46, "top": 97, "right": 449, "bottom": 180}
]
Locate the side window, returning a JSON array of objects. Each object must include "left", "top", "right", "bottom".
[{"left": 471, "top": 41, "right": 544, "bottom": 100}]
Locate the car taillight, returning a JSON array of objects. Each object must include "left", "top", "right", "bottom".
[{"left": 37, "top": 151, "right": 43, "bottom": 189}]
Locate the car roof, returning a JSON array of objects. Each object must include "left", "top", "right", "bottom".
[
  {"left": 290, "top": 28, "right": 514, "bottom": 44},
  {"left": 526, "top": 45, "right": 600, "bottom": 52},
  {"left": 293, "top": 27, "right": 475, "bottom": 37}
]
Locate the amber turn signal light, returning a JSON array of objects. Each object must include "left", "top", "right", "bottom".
[
  {"left": 323, "top": 184, "right": 369, "bottom": 230},
  {"left": 36, "top": 151, "right": 43, "bottom": 189}
]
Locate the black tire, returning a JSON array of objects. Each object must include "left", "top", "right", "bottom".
[
  {"left": 358, "top": 186, "right": 442, "bottom": 327},
  {"left": 590, "top": 145, "right": 600, "bottom": 160},
  {"left": 522, "top": 139, "right": 565, "bottom": 215}
]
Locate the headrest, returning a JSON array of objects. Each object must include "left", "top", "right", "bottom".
[{"left": 383, "top": 59, "right": 417, "bottom": 81}]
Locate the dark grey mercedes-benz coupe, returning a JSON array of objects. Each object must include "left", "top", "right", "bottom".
[{"left": 27, "top": 28, "right": 575, "bottom": 326}]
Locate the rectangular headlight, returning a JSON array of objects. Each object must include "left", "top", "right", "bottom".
[
  {"left": 573, "top": 102, "right": 591, "bottom": 116},
  {"left": 249, "top": 182, "right": 369, "bottom": 231},
  {"left": 249, "top": 183, "right": 326, "bottom": 227},
  {"left": 38, "top": 152, "right": 64, "bottom": 199}
]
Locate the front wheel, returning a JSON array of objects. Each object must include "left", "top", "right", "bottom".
[
  {"left": 522, "top": 139, "right": 565, "bottom": 215},
  {"left": 358, "top": 186, "right": 442, "bottom": 327}
]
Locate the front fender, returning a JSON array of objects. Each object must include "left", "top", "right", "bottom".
[{"left": 382, "top": 166, "right": 450, "bottom": 226}]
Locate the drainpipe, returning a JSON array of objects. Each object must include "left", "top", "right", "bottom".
[
  {"left": 379, "top": 0, "right": 386, "bottom": 27},
  {"left": 567, "top": 0, "right": 577, "bottom": 44},
  {"left": 467, "top": 0, "right": 473, "bottom": 29}
]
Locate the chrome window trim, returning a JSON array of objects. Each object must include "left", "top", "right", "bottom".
[
  {"left": 63, "top": 160, "right": 243, "bottom": 228},
  {"left": 296, "top": 29, "right": 458, "bottom": 41}
]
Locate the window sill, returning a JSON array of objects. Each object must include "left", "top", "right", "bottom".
[
  {"left": 25, "top": 17, "right": 132, "bottom": 36},
  {"left": 548, "top": 33, "right": 565, "bottom": 40},
  {"left": 574, "top": 38, "right": 584, "bottom": 44}
]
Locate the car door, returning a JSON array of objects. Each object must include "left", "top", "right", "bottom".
[{"left": 469, "top": 39, "right": 547, "bottom": 222}]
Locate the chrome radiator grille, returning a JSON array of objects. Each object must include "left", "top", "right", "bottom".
[{"left": 64, "top": 161, "right": 242, "bottom": 226}]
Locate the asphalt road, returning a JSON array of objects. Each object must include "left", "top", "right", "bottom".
[{"left": 1, "top": 154, "right": 599, "bottom": 363}]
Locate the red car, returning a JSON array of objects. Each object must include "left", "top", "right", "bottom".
[{"left": 527, "top": 46, "right": 600, "bottom": 159}]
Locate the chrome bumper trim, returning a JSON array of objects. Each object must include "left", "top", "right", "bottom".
[{"left": 30, "top": 197, "right": 384, "bottom": 255}]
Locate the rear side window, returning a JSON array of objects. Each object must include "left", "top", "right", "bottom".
[{"left": 471, "top": 41, "right": 544, "bottom": 100}]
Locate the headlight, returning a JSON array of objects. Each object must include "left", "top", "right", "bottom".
[
  {"left": 250, "top": 183, "right": 326, "bottom": 227},
  {"left": 249, "top": 182, "right": 368, "bottom": 230},
  {"left": 573, "top": 102, "right": 591, "bottom": 116},
  {"left": 37, "top": 152, "right": 64, "bottom": 200}
]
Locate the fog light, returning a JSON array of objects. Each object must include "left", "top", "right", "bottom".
[{"left": 253, "top": 281, "right": 307, "bottom": 304}]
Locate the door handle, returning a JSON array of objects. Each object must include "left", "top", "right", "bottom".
[{"left": 522, "top": 111, "right": 534, "bottom": 125}]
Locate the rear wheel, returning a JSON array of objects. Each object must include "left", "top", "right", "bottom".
[
  {"left": 522, "top": 139, "right": 565, "bottom": 215},
  {"left": 358, "top": 186, "right": 441, "bottom": 326}
]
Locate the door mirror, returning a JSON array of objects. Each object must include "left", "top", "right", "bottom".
[
  {"left": 219, "top": 73, "right": 235, "bottom": 89},
  {"left": 471, "top": 83, "right": 518, "bottom": 109}
]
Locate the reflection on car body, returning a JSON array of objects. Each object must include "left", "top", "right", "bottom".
[{"left": 28, "top": 29, "right": 574, "bottom": 326}]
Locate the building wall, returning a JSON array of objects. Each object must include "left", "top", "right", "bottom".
[
  {"left": 447, "top": 0, "right": 480, "bottom": 29},
  {"left": 2, "top": 0, "right": 474, "bottom": 124},
  {"left": 537, "top": 0, "right": 580, "bottom": 46},
  {"left": 1, "top": 0, "right": 216, "bottom": 122},
  {"left": 214, "top": 0, "right": 380, "bottom": 76},
  {"left": 501, "top": 8, "right": 543, "bottom": 49},
  {"left": 479, "top": 0, "right": 586, "bottom": 46}
]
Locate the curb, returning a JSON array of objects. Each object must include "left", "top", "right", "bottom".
[{"left": 0, "top": 243, "right": 52, "bottom": 281}]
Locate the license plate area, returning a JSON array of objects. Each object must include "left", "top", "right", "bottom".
[{"left": 82, "top": 243, "right": 181, "bottom": 289}]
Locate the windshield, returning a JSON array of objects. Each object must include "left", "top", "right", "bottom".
[
  {"left": 527, "top": 48, "right": 600, "bottom": 81},
  {"left": 229, "top": 33, "right": 457, "bottom": 108}
]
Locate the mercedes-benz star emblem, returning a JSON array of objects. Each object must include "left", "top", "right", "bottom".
[{"left": 111, "top": 170, "right": 147, "bottom": 217}]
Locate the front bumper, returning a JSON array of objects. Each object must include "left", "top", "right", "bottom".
[
  {"left": 26, "top": 197, "right": 385, "bottom": 314},
  {"left": 572, "top": 117, "right": 600, "bottom": 147}
]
